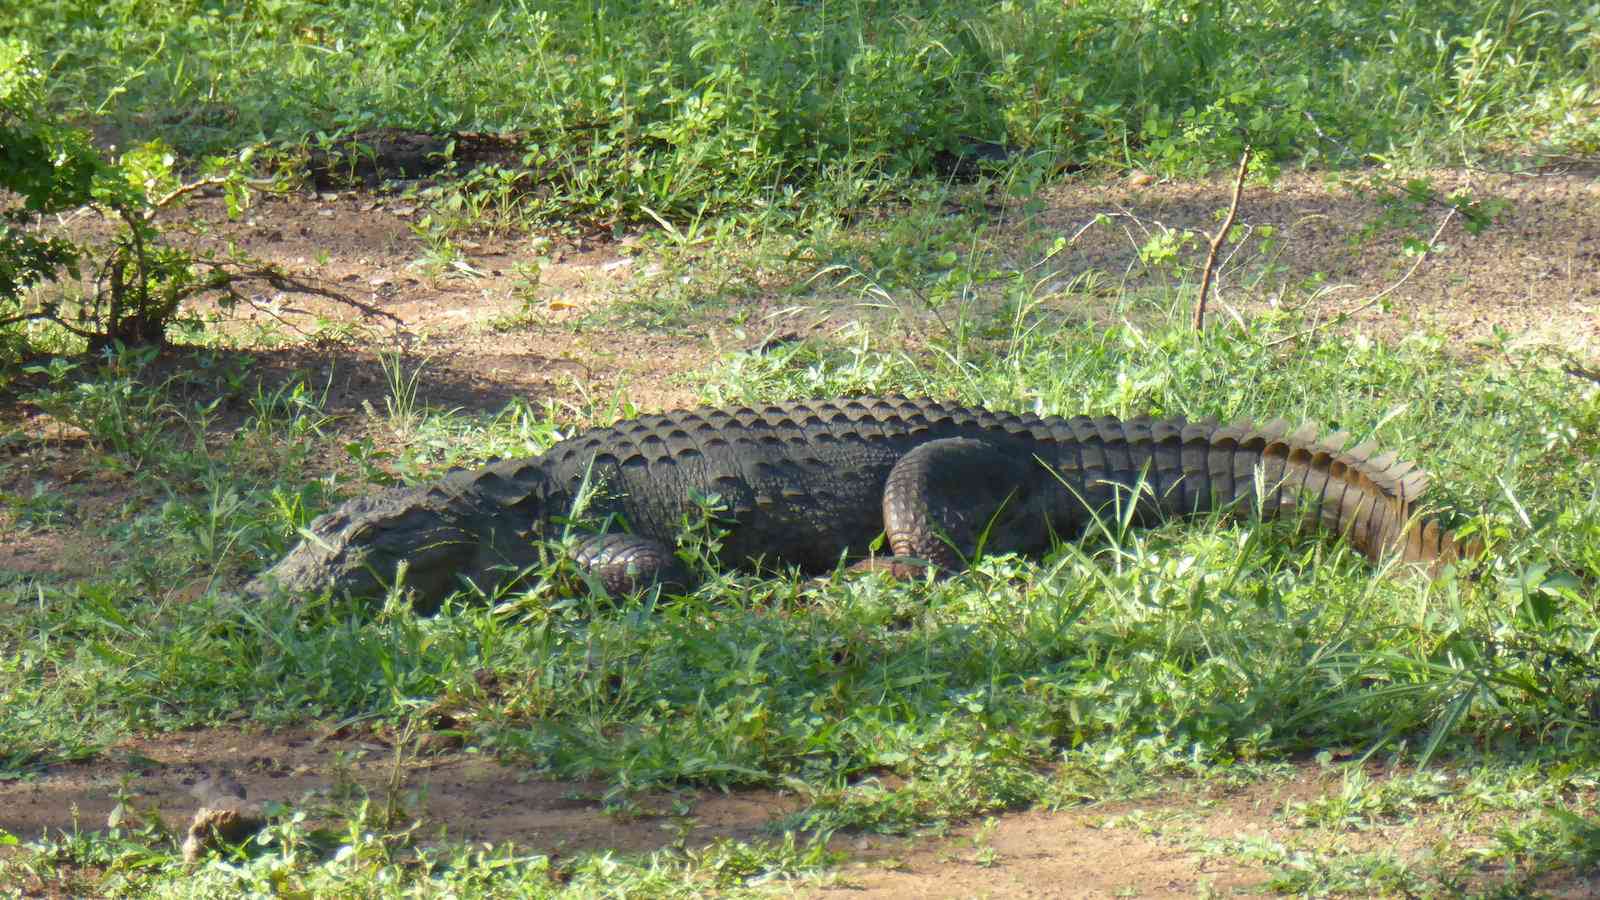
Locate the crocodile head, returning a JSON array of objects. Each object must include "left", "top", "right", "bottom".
[{"left": 243, "top": 483, "right": 491, "bottom": 610}]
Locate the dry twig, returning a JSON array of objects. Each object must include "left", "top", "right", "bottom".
[
  {"left": 1565, "top": 364, "right": 1600, "bottom": 385},
  {"left": 1193, "top": 146, "right": 1252, "bottom": 330},
  {"left": 1265, "top": 206, "right": 1458, "bottom": 348}
]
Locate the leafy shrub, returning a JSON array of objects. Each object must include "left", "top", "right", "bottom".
[
  {"left": 1, "top": 39, "right": 263, "bottom": 353},
  {"left": 0, "top": 40, "right": 96, "bottom": 326}
]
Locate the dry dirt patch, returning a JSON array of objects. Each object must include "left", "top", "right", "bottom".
[
  {"left": 815, "top": 804, "right": 1264, "bottom": 899},
  {"left": 13, "top": 734, "right": 1596, "bottom": 897},
  {"left": 818, "top": 766, "right": 1600, "bottom": 899},
  {"left": 181, "top": 187, "right": 709, "bottom": 412},
  {"left": 1025, "top": 168, "right": 1600, "bottom": 354},
  {"left": 0, "top": 731, "right": 1367, "bottom": 897},
  {"left": 0, "top": 727, "right": 798, "bottom": 858}
]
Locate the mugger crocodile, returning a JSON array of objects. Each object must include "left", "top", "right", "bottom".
[{"left": 244, "top": 396, "right": 1477, "bottom": 611}]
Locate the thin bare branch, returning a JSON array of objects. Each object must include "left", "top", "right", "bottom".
[
  {"left": 1565, "top": 365, "right": 1600, "bottom": 385},
  {"left": 196, "top": 262, "right": 405, "bottom": 324},
  {"left": 0, "top": 309, "right": 97, "bottom": 339},
  {"left": 1193, "top": 145, "right": 1251, "bottom": 331},
  {"left": 149, "top": 176, "right": 234, "bottom": 212},
  {"left": 1265, "top": 206, "right": 1458, "bottom": 349}
]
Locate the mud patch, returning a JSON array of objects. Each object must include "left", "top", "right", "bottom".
[{"left": 0, "top": 727, "right": 798, "bottom": 857}]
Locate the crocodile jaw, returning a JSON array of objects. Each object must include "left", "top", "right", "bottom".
[{"left": 244, "top": 485, "right": 482, "bottom": 608}]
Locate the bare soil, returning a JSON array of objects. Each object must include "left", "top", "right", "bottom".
[
  {"left": 7, "top": 736, "right": 1594, "bottom": 896},
  {"left": 0, "top": 727, "right": 797, "bottom": 857},
  {"left": 3, "top": 162, "right": 1598, "bottom": 895},
  {"left": 1029, "top": 167, "right": 1600, "bottom": 352}
]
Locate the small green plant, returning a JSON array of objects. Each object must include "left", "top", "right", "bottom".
[
  {"left": 970, "top": 815, "right": 1002, "bottom": 867},
  {"left": 509, "top": 257, "right": 544, "bottom": 303},
  {"left": 1, "top": 480, "right": 69, "bottom": 530},
  {"left": 21, "top": 344, "right": 176, "bottom": 467},
  {"left": 1, "top": 40, "right": 282, "bottom": 355},
  {"left": 415, "top": 162, "right": 537, "bottom": 238},
  {"left": 1353, "top": 172, "right": 1510, "bottom": 246},
  {"left": 377, "top": 351, "right": 428, "bottom": 433},
  {"left": 405, "top": 216, "right": 472, "bottom": 280}
]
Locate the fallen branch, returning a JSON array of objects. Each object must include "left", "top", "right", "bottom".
[
  {"left": 1193, "top": 145, "right": 1252, "bottom": 330},
  {"left": 197, "top": 261, "right": 405, "bottom": 324},
  {"left": 1566, "top": 365, "right": 1600, "bottom": 386}
]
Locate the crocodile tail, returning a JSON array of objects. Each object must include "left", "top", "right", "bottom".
[{"left": 1203, "top": 419, "right": 1475, "bottom": 568}]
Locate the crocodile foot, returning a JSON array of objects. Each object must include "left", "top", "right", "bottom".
[{"left": 572, "top": 532, "right": 693, "bottom": 596}]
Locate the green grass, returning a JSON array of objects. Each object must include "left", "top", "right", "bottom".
[
  {"left": 0, "top": 818, "right": 841, "bottom": 897},
  {"left": 3, "top": 0, "right": 1600, "bottom": 893},
  {"left": 2, "top": 287, "right": 1598, "bottom": 893},
  {"left": 7, "top": 0, "right": 1598, "bottom": 227}
]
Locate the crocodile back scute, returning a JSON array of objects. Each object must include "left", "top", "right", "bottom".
[
  {"left": 528, "top": 397, "right": 1468, "bottom": 569},
  {"left": 527, "top": 397, "right": 1084, "bottom": 569}
]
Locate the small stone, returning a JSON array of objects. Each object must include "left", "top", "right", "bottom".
[
  {"left": 181, "top": 770, "right": 267, "bottom": 864},
  {"left": 182, "top": 804, "right": 267, "bottom": 864},
  {"left": 415, "top": 730, "right": 465, "bottom": 756}
]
